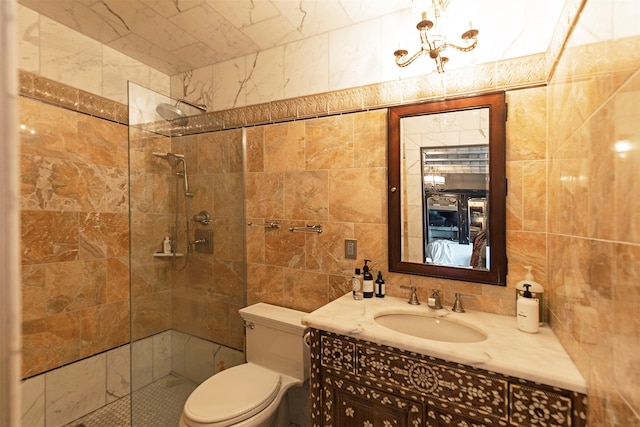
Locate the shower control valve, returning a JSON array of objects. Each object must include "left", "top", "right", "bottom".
[{"left": 193, "top": 210, "right": 211, "bottom": 225}]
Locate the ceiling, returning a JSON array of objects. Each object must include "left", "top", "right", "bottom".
[{"left": 18, "top": 0, "right": 564, "bottom": 76}]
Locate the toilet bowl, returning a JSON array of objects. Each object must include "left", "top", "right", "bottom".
[{"left": 179, "top": 303, "right": 309, "bottom": 427}]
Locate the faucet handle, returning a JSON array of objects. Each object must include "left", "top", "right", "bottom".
[
  {"left": 400, "top": 285, "right": 420, "bottom": 305},
  {"left": 451, "top": 292, "right": 475, "bottom": 313}
]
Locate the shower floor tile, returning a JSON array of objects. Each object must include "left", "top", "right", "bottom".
[{"left": 64, "top": 374, "right": 197, "bottom": 427}]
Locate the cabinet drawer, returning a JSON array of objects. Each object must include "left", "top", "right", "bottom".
[
  {"left": 324, "top": 374, "right": 424, "bottom": 427},
  {"left": 509, "top": 384, "right": 573, "bottom": 427},
  {"left": 357, "top": 345, "right": 509, "bottom": 421},
  {"left": 320, "top": 334, "right": 356, "bottom": 374}
]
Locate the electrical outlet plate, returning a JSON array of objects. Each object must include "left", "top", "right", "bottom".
[{"left": 345, "top": 239, "right": 357, "bottom": 259}]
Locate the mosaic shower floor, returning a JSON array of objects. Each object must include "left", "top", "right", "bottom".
[{"left": 64, "top": 375, "right": 197, "bottom": 427}]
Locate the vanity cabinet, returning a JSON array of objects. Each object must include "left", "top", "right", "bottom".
[{"left": 309, "top": 329, "right": 587, "bottom": 427}]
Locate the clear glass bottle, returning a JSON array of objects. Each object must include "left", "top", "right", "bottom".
[{"left": 352, "top": 268, "right": 363, "bottom": 300}]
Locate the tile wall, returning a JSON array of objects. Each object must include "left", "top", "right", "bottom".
[
  {"left": 243, "top": 88, "right": 546, "bottom": 316},
  {"left": 19, "top": 96, "right": 130, "bottom": 378},
  {"left": 545, "top": 0, "right": 640, "bottom": 423}
]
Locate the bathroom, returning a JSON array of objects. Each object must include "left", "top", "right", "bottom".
[{"left": 1, "top": 0, "right": 639, "bottom": 426}]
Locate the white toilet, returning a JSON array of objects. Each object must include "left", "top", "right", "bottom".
[{"left": 179, "top": 303, "right": 309, "bottom": 427}]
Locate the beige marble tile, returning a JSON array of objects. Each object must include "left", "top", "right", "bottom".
[
  {"left": 45, "top": 260, "right": 107, "bottom": 315},
  {"left": 22, "top": 312, "right": 81, "bottom": 377},
  {"left": 506, "top": 161, "right": 524, "bottom": 231},
  {"left": 21, "top": 265, "right": 46, "bottom": 322},
  {"left": 328, "top": 168, "right": 386, "bottom": 223},
  {"left": 283, "top": 268, "right": 328, "bottom": 313},
  {"left": 523, "top": 160, "right": 546, "bottom": 232},
  {"left": 131, "top": 291, "right": 171, "bottom": 340},
  {"left": 353, "top": 110, "right": 387, "bottom": 168},
  {"left": 75, "top": 114, "right": 128, "bottom": 168},
  {"left": 245, "top": 172, "right": 284, "bottom": 219},
  {"left": 21, "top": 211, "right": 79, "bottom": 265},
  {"left": 79, "top": 212, "right": 129, "bottom": 259},
  {"left": 79, "top": 300, "right": 130, "bottom": 358},
  {"left": 305, "top": 115, "right": 354, "bottom": 170},
  {"left": 245, "top": 126, "right": 264, "bottom": 173},
  {"left": 305, "top": 222, "right": 353, "bottom": 275},
  {"left": 506, "top": 87, "right": 547, "bottom": 161},
  {"left": 284, "top": 170, "right": 328, "bottom": 221},
  {"left": 246, "top": 263, "right": 284, "bottom": 307},
  {"left": 264, "top": 121, "right": 306, "bottom": 172},
  {"left": 106, "top": 257, "right": 130, "bottom": 303}
]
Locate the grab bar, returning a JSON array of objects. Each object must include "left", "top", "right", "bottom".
[
  {"left": 247, "top": 221, "right": 281, "bottom": 229},
  {"left": 289, "top": 224, "right": 323, "bottom": 234}
]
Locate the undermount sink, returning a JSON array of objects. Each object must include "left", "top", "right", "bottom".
[{"left": 374, "top": 313, "right": 487, "bottom": 343}]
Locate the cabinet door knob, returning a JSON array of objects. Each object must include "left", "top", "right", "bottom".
[{"left": 390, "top": 186, "right": 397, "bottom": 193}]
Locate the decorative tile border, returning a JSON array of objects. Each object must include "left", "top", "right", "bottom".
[{"left": 19, "top": 51, "right": 551, "bottom": 134}]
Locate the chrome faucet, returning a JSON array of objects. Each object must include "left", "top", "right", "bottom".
[
  {"left": 427, "top": 289, "right": 443, "bottom": 309},
  {"left": 400, "top": 285, "right": 420, "bottom": 305}
]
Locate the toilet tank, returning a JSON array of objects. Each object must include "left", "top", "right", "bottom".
[{"left": 239, "top": 303, "right": 309, "bottom": 383}]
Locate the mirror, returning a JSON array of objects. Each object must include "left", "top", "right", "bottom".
[{"left": 388, "top": 92, "right": 507, "bottom": 285}]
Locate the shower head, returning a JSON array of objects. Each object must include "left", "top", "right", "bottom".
[
  {"left": 152, "top": 152, "right": 193, "bottom": 198},
  {"left": 156, "top": 99, "right": 207, "bottom": 127},
  {"left": 153, "top": 151, "right": 184, "bottom": 168},
  {"left": 156, "top": 103, "right": 188, "bottom": 126}
]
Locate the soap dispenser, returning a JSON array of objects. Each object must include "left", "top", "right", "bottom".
[
  {"left": 517, "top": 284, "right": 539, "bottom": 333},
  {"left": 362, "top": 260, "right": 374, "bottom": 298},
  {"left": 515, "top": 266, "right": 545, "bottom": 324}
]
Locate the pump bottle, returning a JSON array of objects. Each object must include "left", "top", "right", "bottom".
[
  {"left": 362, "top": 260, "right": 374, "bottom": 298},
  {"left": 517, "top": 284, "right": 539, "bottom": 333},
  {"left": 163, "top": 236, "right": 172, "bottom": 254}
]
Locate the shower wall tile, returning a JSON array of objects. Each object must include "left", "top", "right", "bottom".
[
  {"left": 152, "top": 331, "right": 172, "bottom": 381},
  {"left": 131, "top": 338, "right": 153, "bottom": 392},
  {"left": 21, "top": 375, "right": 45, "bottom": 427},
  {"left": 106, "top": 345, "right": 130, "bottom": 403},
  {"left": 19, "top": 96, "right": 130, "bottom": 378},
  {"left": 45, "top": 354, "right": 106, "bottom": 427}
]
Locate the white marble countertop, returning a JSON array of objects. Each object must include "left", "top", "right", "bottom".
[{"left": 302, "top": 293, "right": 587, "bottom": 394}]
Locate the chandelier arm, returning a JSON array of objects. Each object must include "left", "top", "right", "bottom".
[
  {"left": 394, "top": 49, "right": 426, "bottom": 67},
  {"left": 443, "top": 38, "right": 478, "bottom": 53}
]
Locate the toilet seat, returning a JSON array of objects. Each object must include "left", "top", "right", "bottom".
[{"left": 182, "top": 363, "right": 281, "bottom": 427}]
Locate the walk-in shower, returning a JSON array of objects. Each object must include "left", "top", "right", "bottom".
[
  {"left": 156, "top": 99, "right": 207, "bottom": 127},
  {"left": 153, "top": 151, "right": 192, "bottom": 270}
]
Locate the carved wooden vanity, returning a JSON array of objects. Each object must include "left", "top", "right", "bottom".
[
  {"left": 309, "top": 329, "right": 587, "bottom": 427},
  {"left": 302, "top": 293, "right": 589, "bottom": 427}
]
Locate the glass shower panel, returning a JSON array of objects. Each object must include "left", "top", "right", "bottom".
[{"left": 127, "top": 82, "right": 246, "bottom": 426}]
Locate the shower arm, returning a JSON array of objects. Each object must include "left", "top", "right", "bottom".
[{"left": 176, "top": 99, "right": 207, "bottom": 113}]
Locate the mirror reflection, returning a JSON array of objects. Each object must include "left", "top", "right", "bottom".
[{"left": 388, "top": 93, "right": 506, "bottom": 285}]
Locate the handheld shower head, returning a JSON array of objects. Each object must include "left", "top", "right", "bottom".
[{"left": 152, "top": 152, "right": 193, "bottom": 198}]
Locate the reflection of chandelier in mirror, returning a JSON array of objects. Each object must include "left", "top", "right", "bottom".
[{"left": 394, "top": 0, "right": 479, "bottom": 73}]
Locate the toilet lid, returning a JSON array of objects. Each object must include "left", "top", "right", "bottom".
[{"left": 183, "top": 364, "right": 281, "bottom": 426}]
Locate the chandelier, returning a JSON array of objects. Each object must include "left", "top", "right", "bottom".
[{"left": 394, "top": 0, "right": 479, "bottom": 73}]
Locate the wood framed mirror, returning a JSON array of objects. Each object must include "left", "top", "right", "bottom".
[{"left": 388, "top": 92, "right": 507, "bottom": 285}]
